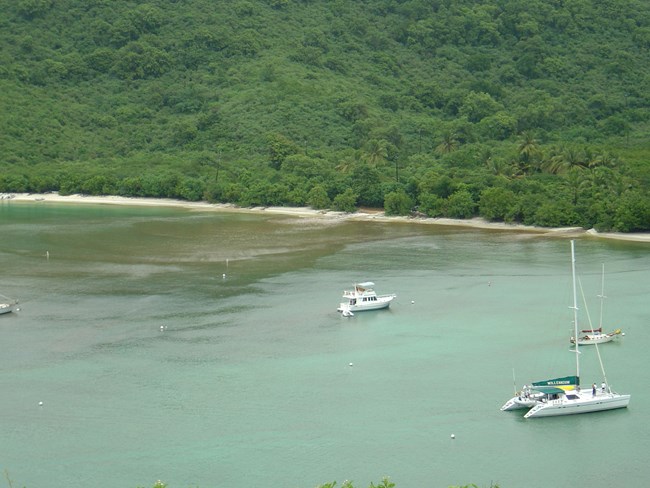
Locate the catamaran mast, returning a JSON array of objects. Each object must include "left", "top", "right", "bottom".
[
  {"left": 594, "top": 263, "right": 611, "bottom": 390},
  {"left": 570, "top": 240, "right": 580, "bottom": 381}
]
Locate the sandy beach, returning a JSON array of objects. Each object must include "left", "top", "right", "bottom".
[{"left": 3, "top": 192, "right": 649, "bottom": 243}]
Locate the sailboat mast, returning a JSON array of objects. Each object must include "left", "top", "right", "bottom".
[
  {"left": 594, "top": 263, "right": 611, "bottom": 389},
  {"left": 598, "top": 263, "right": 606, "bottom": 330},
  {"left": 570, "top": 240, "right": 580, "bottom": 381}
]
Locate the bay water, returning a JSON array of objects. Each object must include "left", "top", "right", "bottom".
[{"left": 1, "top": 201, "right": 649, "bottom": 488}]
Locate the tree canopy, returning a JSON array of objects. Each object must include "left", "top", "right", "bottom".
[{"left": 1, "top": 0, "right": 649, "bottom": 231}]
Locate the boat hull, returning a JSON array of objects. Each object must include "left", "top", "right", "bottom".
[
  {"left": 501, "top": 396, "right": 539, "bottom": 411},
  {"left": 571, "top": 332, "right": 620, "bottom": 345},
  {"left": 524, "top": 393, "right": 630, "bottom": 418},
  {"left": 0, "top": 303, "right": 17, "bottom": 315},
  {"left": 338, "top": 296, "right": 394, "bottom": 312},
  {"left": 575, "top": 336, "right": 615, "bottom": 345}
]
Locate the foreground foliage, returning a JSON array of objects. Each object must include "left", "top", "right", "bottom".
[
  {"left": 1, "top": 0, "right": 649, "bottom": 231},
  {"left": 137, "top": 479, "right": 498, "bottom": 488},
  {"left": 4, "top": 474, "right": 497, "bottom": 488}
]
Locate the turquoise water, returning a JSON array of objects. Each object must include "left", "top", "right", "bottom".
[{"left": 1, "top": 201, "right": 649, "bottom": 488}]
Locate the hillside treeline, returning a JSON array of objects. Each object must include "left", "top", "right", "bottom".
[{"left": 1, "top": 0, "right": 649, "bottom": 231}]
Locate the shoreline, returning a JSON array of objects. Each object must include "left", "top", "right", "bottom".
[{"left": 3, "top": 192, "right": 649, "bottom": 243}]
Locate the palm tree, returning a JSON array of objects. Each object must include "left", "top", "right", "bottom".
[
  {"left": 517, "top": 131, "right": 541, "bottom": 174},
  {"left": 213, "top": 149, "right": 222, "bottom": 183},
  {"left": 564, "top": 166, "right": 591, "bottom": 205},
  {"left": 517, "top": 131, "right": 539, "bottom": 164},
  {"left": 563, "top": 146, "right": 587, "bottom": 171},
  {"left": 479, "top": 147, "right": 493, "bottom": 166},
  {"left": 486, "top": 158, "right": 512, "bottom": 177},
  {"left": 542, "top": 146, "right": 588, "bottom": 175},
  {"left": 589, "top": 150, "right": 617, "bottom": 169},
  {"left": 435, "top": 131, "right": 458, "bottom": 154},
  {"left": 541, "top": 146, "right": 569, "bottom": 175},
  {"left": 335, "top": 155, "right": 357, "bottom": 174},
  {"left": 363, "top": 139, "right": 388, "bottom": 167}
]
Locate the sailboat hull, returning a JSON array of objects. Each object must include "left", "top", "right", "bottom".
[
  {"left": 524, "top": 393, "right": 630, "bottom": 418},
  {"left": 571, "top": 332, "right": 620, "bottom": 345}
]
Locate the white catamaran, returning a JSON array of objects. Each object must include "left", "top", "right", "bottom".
[{"left": 502, "top": 241, "right": 631, "bottom": 418}]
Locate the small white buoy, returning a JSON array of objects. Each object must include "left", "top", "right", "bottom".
[
  {"left": 450, "top": 434, "right": 455, "bottom": 439},
  {"left": 411, "top": 300, "right": 415, "bottom": 304},
  {"left": 622, "top": 332, "right": 626, "bottom": 336},
  {"left": 39, "top": 401, "right": 43, "bottom": 406},
  {"left": 349, "top": 362, "right": 354, "bottom": 367},
  {"left": 222, "top": 273, "right": 226, "bottom": 279},
  {"left": 160, "top": 325, "right": 164, "bottom": 331}
]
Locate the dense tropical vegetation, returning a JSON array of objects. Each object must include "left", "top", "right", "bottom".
[{"left": 1, "top": 0, "right": 649, "bottom": 231}]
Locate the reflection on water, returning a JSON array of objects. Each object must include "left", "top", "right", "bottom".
[{"left": 1, "top": 202, "right": 649, "bottom": 488}]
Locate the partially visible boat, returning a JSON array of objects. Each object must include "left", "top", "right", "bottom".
[
  {"left": 0, "top": 295, "right": 18, "bottom": 315},
  {"left": 337, "top": 282, "right": 396, "bottom": 314}
]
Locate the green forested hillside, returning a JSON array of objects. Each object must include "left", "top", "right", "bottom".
[{"left": 1, "top": 0, "right": 649, "bottom": 231}]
